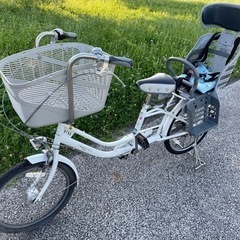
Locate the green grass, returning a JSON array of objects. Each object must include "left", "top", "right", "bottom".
[{"left": 0, "top": 0, "right": 240, "bottom": 172}]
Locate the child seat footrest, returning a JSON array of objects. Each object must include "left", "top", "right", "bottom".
[{"left": 186, "top": 93, "right": 220, "bottom": 136}]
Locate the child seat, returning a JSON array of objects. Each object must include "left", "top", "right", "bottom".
[
  {"left": 182, "top": 3, "right": 240, "bottom": 135},
  {"left": 186, "top": 3, "right": 240, "bottom": 91}
]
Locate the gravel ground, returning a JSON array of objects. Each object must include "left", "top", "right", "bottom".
[{"left": 1, "top": 81, "right": 240, "bottom": 240}]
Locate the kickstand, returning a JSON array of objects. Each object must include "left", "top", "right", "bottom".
[{"left": 189, "top": 138, "right": 205, "bottom": 170}]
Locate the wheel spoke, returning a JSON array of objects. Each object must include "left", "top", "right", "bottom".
[
  {"left": 0, "top": 161, "right": 76, "bottom": 233},
  {"left": 164, "top": 109, "right": 207, "bottom": 154}
]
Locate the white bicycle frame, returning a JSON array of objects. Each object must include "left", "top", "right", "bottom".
[
  {"left": 28, "top": 92, "right": 188, "bottom": 202},
  {"left": 24, "top": 30, "right": 193, "bottom": 202},
  {"left": 60, "top": 93, "right": 187, "bottom": 156}
]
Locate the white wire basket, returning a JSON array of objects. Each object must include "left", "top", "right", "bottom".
[{"left": 0, "top": 43, "right": 115, "bottom": 128}]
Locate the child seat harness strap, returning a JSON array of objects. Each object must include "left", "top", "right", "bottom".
[
  {"left": 226, "top": 36, "right": 240, "bottom": 65},
  {"left": 192, "top": 32, "right": 221, "bottom": 65},
  {"left": 175, "top": 32, "right": 240, "bottom": 93},
  {"left": 192, "top": 32, "right": 240, "bottom": 66}
]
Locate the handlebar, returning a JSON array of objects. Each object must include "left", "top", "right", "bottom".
[
  {"left": 91, "top": 47, "right": 133, "bottom": 68},
  {"left": 66, "top": 48, "right": 133, "bottom": 124},
  {"left": 53, "top": 28, "right": 77, "bottom": 41},
  {"left": 109, "top": 56, "right": 133, "bottom": 68},
  {"left": 35, "top": 29, "right": 133, "bottom": 68},
  {"left": 35, "top": 28, "right": 77, "bottom": 47},
  {"left": 166, "top": 57, "right": 199, "bottom": 97}
]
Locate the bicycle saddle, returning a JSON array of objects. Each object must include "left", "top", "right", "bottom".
[{"left": 136, "top": 73, "right": 176, "bottom": 94}]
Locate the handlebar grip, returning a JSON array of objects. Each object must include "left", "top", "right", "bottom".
[
  {"left": 54, "top": 29, "right": 77, "bottom": 41},
  {"left": 109, "top": 56, "right": 133, "bottom": 68},
  {"left": 62, "top": 31, "right": 77, "bottom": 40}
]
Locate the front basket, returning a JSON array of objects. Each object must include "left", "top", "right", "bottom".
[{"left": 0, "top": 43, "right": 115, "bottom": 128}]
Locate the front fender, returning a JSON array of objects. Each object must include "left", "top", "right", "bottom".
[{"left": 26, "top": 153, "right": 79, "bottom": 187}]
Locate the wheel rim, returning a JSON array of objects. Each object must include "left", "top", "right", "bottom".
[
  {"left": 167, "top": 115, "right": 205, "bottom": 153},
  {"left": 170, "top": 120, "right": 195, "bottom": 150},
  {"left": 0, "top": 164, "right": 71, "bottom": 229}
]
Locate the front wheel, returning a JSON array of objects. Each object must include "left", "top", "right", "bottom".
[
  {"left": 0, "top": 161, "right": 77, "bottom": 233},
  {"left": 164, "top": 110, "right": 207, "bottom": 154}
]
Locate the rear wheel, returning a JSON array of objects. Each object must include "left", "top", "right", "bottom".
[
  {"left": 164, "top": 110, "right": 207, "bottom": 154},
  {"left": 0, "top": 161, "right": 77, "bottom": 233}
]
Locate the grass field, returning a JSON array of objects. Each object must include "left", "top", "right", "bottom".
[{"left": 0, "top": 0, "right": 240, "bottom": 172}]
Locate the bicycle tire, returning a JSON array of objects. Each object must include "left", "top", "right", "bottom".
[
  {"left": 0, "top": 160, "right": 77, "bottom": 233},
  {"left": 164, "top": 110, "right": 207, "bottom": 154}
]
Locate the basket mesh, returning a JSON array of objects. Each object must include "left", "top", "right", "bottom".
[{"left": 0, "top": 43, "right": 114, "bottom": 127}]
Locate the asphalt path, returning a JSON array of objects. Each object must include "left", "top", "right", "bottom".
[{"left": 1, "top": 80, "right": 240, "bottom": 240}]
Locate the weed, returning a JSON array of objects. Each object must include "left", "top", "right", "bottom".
[{"left": 0, "top": 0, "right": 239, "bottom": 173}]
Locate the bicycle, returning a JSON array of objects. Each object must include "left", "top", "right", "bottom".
[{"left": 0, "top": 3, "right": 240, "bottom": 233}]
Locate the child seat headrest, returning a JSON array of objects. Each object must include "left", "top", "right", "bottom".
[{"left": 201, "top": 3, "right": 240, "bottom": 32}]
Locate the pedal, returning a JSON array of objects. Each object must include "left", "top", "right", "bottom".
[
  {"left": 136, "top": 133, "right": 149, "bottom": 150},
  {"left": 118, "top": 154, "right": 128, "bottom": 159}
]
